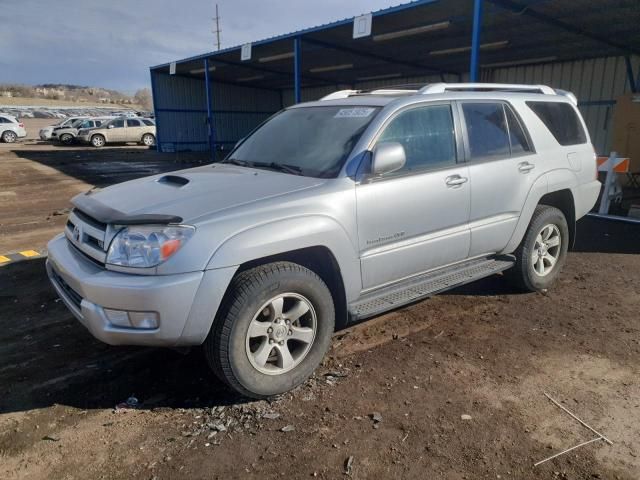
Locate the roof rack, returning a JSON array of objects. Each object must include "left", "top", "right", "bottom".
[{"left": 319, "top": 83, "right": 577, "bottom": 105}]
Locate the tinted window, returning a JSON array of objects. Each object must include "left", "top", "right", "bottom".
[
  {"left": 0, "top": 117, "right": 8, "bottom": 124},
  {"left": 462, "top": 103, "right": 510, "bottom": 160},
  {"left": 111, "top": 119, "right": 125, "bottom": 128},
  {"left": 142, "top": 119, "right": 155, "bottom": 126},
  {"left": 127, "top": 119, "right": 143, "bottom": 127},
  {"left": 504, "top": 105, "right": 532, "bottom": 155},
  {"left": 377, "top": 104, "right": 456, "bottom": 173},
  {"left": 526, "top": 101, "right": 586, "bottom": 146}
]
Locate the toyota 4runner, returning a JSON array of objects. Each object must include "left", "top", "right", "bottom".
[{"left": 47, "top": 83, "right": 601, "bottom": 398}]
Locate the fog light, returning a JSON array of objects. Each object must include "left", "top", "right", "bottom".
[
  {"left": 104, "top": 308, "right": 131, "bottom": 327},
  {"left": 129, "top": 311, "right": 159, "bottom": 329},
  {"left": 104, "top": 309, "right": 159, "bottom": 329}
]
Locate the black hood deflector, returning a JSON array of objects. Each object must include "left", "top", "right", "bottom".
[{"left": 71, "top": 193, "right": 183, "bottom": 225}]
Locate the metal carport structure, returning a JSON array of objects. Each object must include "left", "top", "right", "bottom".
[{"left": 150, "top": 0, "right": 640, "bottom": 158}]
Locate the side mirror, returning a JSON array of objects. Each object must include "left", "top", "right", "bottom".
[
  {"left": 371, "top": 142, "right": 406, "bottom": 176},
  {"left": 108, "top": 124, "right": 115, "bottom": 129}
]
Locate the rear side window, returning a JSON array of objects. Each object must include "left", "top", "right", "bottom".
[
  {"left": 142, "top": 119, "right": 154, "bottom": 126},
  {"left": 526, "top": 101, "right": 586, "bottom": 146},
  {"left": 504, "top": 105, "right": 532, "bottom": 155},
  {"left": 462, "top": 103, "right": 510, "bottom": 160},
  {"left": 127, "top": 119, "right": 142, "bottom": 127}
]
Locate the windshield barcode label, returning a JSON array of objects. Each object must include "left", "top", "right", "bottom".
[{"left": 334, "top": 108, "right": 375, "bottom": 118}]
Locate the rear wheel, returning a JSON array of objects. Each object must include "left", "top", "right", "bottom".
[
  {"left": 2, "top": 130, "right": 17, "bottom": 143},
  {"left": 91, "top": 134, "right": 105, "bottom": 148},
  {"left": 504, "top": 205, "right": 569, "bottom": 292},
  {"left": 141, "top": 133, "right": 155, "bottom": 146},
  {"left": 59, "top": 133, "right": 74, "bottom": 144},
  {"left": 204, "top": 262, "right": 335, "bottom": 399}
]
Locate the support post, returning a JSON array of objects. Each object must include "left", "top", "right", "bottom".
[
  {"left": 624, "top": 56, "right": 637, "bottom": 93},
  {"left": 294, "top": 36, "right": 302, "bottom": 103},
  {"left": 469, "top": 0, "right": 484, "bottom": 82},
  {"left": 204, "top": 58, "right": 215, "bottom": 160},
  {"left": 149, "top": 69, "right": 161, "bottom": 152}
]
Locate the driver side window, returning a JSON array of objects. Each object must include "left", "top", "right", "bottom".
[
  {"left": 112, "top": 119, "right": 125, "bottom": 128},
  {"left": 377, "top": 104, "right": 457, "bottom": 174}
]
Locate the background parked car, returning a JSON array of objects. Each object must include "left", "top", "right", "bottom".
[
  {"left": 39, "top": 117, "right": 88, "bottom": 140},
  {"left": 0, "top": 114, "right": 27, "bottom": 143},
  {"left": 51, "top": 117, "right": 114, "bottom": 144},
  {"left": 77, "top": 117, "right": 156, "bottom": 147}
]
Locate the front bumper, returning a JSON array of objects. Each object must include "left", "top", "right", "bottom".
[
  {"left": 46, "top": 234, "right": 237, "bottom": 347},
  {"left": 39, "top": 130, "right": 52, "bottom": 140}
]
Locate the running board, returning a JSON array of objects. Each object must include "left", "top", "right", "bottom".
[{"left": 348, "top": 256, "right": 514, "bottom": 321}]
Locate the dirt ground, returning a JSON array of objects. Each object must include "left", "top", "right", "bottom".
[{"left": 1, "top": 125, "right": 639, "bottom": 479}]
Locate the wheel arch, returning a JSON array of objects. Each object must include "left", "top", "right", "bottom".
[
  {"left": 538, "top": 189, "right": 576, "bottom": 249},
  {"left": 235, "top": 246, "right": 349, "bottom": 330}
]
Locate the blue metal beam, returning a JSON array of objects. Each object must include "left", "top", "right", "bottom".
[
  {"left": 624, "top": 56, "right": 637, "bottom": 93},
  {"left": 469, "top": 0, "right": 483, "bottom": 82},
  {"left": 204, "top": 58, "right": 215, "bottom": 160},
  {"left": 149, "top": 70, "right": 161, "bottom": 152},
  {"left": 294, "top": 36, "right": 302, "bottom": 103}
]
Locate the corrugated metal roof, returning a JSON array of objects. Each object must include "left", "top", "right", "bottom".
[{"left": 151, "top": 0, "right": 640, "bottom": 91}]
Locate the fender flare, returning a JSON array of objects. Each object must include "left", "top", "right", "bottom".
[
  {"left": 206, "top": 215, "right": 362, "bottom": 301},
  {"left": 502, "top": 168, "right": 578, "bottom": 254}
]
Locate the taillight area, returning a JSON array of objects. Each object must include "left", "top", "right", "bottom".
[{"left": 18, "top": 123, "right": 24, "bottom": 128}]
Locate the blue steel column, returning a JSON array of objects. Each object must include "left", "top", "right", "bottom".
[
  {"left": 149, "top": 69, "right": 161, "bottom": 152},
  {"left": 469, "top": 0, "right": 484, "bottom": 82},
  {"left": 294, "top": 36, "right": 302, "bottom": 103},
  {"left": 204, "top": 58, "right": 215, "bottom": 160}
]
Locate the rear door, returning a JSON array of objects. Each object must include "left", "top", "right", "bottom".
[
  {"left": 356, "top": 102, "right": 471, "bottom": 290},
  {"left": 125, "top": 118, "right": 144, "bottom": 142},
  {"left": 458, "top": 101, "right": 538, "bottom": 256}
]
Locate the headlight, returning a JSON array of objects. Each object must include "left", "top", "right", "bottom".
[{"left": 106, "top": 225, "right": 195, "bottom": 268}]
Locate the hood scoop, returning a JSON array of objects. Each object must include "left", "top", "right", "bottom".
[{"left": 157, "top": 175, "right": 190, "bottom": 187}]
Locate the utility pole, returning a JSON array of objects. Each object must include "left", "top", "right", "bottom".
[{"left": 213, "top": 3, "right": 221, "bottom": 51}]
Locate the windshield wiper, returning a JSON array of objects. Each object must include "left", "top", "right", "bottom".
[
  {"left": 252, "top": 162, "right": 304, "bottom": 176},
  {"left": 223, "top": 158, "right": 249, "bottom": 167}
]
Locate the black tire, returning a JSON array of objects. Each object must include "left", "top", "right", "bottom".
[
  {"left": 91, "top": 134, "right": 105, "bottom": 148},
  {"left": 204, "top": 261, "right": 335, "bottom": 399},
  {"left": 60, "top": 133, "right": 74, "bottom": 144},
  {"left": 2, "top": 130, "right": 17, "bottom": 143},
  {"left": 504, "top": 205, "right": 569, "bottom": 292},
  {"left": 141, "top": 133, "right": 155, "bottom": 147}
]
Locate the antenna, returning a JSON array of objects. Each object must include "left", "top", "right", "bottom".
[{"left": 213, "top": 3, "right": 221, "bottom": 51}]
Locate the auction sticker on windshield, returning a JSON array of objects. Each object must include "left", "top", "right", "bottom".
[{"left": 334, "top": 107, "right": 376, "bottom": 118}]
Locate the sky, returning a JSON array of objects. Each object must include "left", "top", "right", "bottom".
[{"left": 1, "top": 0, "right": 402, "bottom": 93}]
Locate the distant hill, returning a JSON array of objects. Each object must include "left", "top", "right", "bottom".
[{"left": 0, "top": 83, "right": 152, "bottom": 109}]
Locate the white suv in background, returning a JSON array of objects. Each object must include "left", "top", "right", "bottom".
[{"left": 0, "top": 114, "right": 27, "bottom": 143}]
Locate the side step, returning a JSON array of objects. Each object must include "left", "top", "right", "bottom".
[{"left": 348, "top": 256, "right": 514, "bottom": 321}]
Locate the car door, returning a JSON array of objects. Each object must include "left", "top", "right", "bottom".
[
  {"left": 106, "top": 118, "right": 126, "bottom": 142},
  {"left": 356, "top": 102, "right": 471, "bottom": 291},
  {"left": 125, "top": 118, "right": 144, "bottom": 142},
  {"left": 458, "top": 101, "right": 538, "bottom": 257}
]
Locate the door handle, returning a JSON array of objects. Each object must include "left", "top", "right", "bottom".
[
  {"left": 445, "top": 175, "right": 468, "bottom": 187},
  {"left": 518, "top": 161, "right": 535, "bottom": 173}
]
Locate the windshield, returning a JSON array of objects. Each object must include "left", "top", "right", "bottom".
[{"left": 226, "top": 106, "right": 380, "bottom": 178}]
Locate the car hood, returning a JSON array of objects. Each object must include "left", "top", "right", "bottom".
[{"left": 76, "top": 163, "right": 325, "bottom": 224}]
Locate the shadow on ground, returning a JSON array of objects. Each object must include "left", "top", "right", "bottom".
[
  {"left": 11, "top": 146, "right": 209, "bottom": 187},
  {"left": 0, "top": 258, "right": 244, "bottom": 414}
]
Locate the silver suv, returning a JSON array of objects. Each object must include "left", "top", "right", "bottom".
[{"left": 47, "top": 83, "right": 600, "bottom": 398}]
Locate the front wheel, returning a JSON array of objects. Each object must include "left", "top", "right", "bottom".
[
  {"left": 204, "top": 262, "right": 335, "bottom": 399},
  {"left": 504, "top": 205, "right": 569, "bottom": 292},
  {"left": 60, "top": 133, "right": 74, "bottom": 144},
  {"left": 91, "top": 134, "right": 105, "bottom": 148}
]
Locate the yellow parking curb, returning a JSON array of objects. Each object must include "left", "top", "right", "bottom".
[{"left": 0, "top": 250, "right": 46, "bottom": 266}]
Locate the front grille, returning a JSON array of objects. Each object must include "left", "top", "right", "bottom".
[
  {"left": 51, "top": 268, "right": 83, "bottom": 310},
  {"left": 65, "top": 208, "right": 109, "bottom": 265}
]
